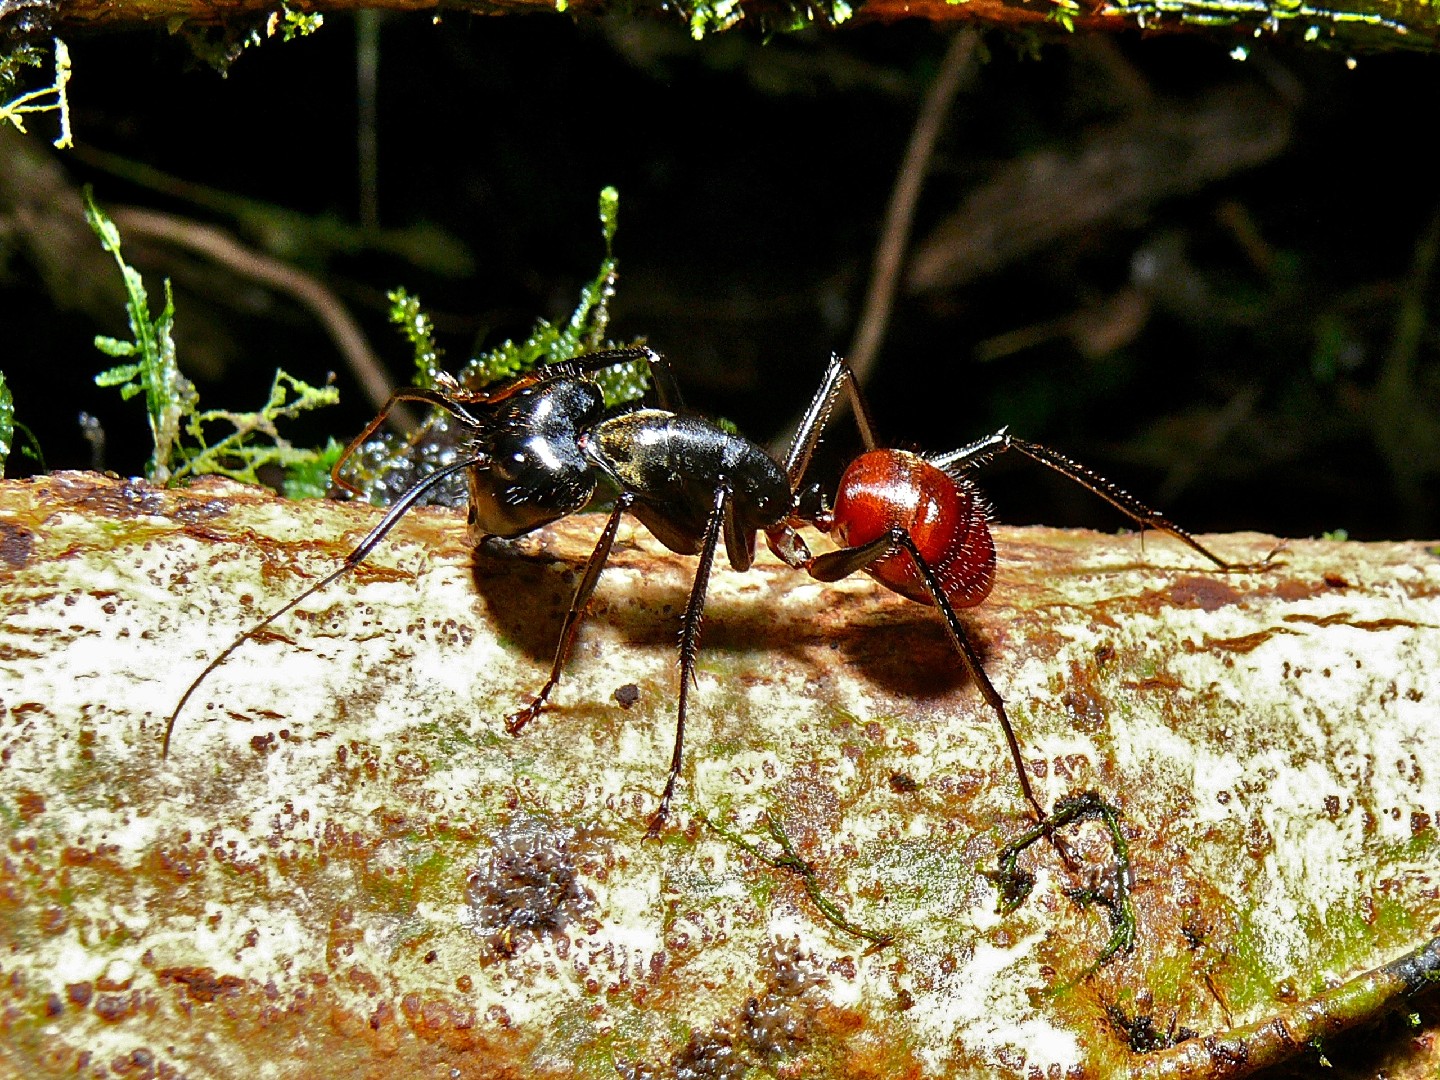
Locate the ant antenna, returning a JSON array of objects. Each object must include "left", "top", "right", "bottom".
[{"left": 162, "top": 455, "right": 483, "bottom": 758}]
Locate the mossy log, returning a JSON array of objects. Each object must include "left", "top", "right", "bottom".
[
  {"left": 1, "top": 471, "right": 1438, "bottom": 1078},
  {"left": 31, "top": 0, "right": 1440, "bottom": 55}
]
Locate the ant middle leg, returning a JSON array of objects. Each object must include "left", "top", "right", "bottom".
[{"left": 647, "top": 481, "right": 732, "bottom": 837}]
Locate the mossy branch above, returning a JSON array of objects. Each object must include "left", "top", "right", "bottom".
[{"left": 32, "top": 0, "right": 1440, "bottom": 53}]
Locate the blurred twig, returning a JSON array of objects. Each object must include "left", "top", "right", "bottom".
[
  {"left": 847, "top": 29, "right": 978, "bottom": 388},
  {"left": 1371, "top": 203, "right": 1440, "bottom": 534},
  {"left": 112, "top": 206, "right": 414, "bottom": 432},
  {"left": 906, "top": 83, "right": 1294, "bottom": 294},
  {"left": 770, "top": 31, "right": 977, "bottom": 456}
]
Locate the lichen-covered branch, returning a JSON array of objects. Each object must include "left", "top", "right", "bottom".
[
  {"left": 1, "top": 472, "right": 1438, "bottom": 1078},
  {"left": 23, "top": 0, "right": 1440, "bottom": 53}
]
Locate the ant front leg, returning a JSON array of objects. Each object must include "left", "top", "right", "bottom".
[
  {"left": 456, "top": 348, "right": 681, "bottom": 410},
  {"left": 806, "top": 528, "right": 1049, "bottom": 826},
  {"left": 504, "top": 495, "right": 634, "bottom": 736},
  {"left": 331, "top": 386, "right": 485, "bottom": 498},
  {"left": 777, "top": 354, "right": 879, "bottom": 494}
]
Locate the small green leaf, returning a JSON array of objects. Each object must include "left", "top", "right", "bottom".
[
  {"left": 94, "top": 360, "right": 143, "bottom": 384},
  {"left": 598, "top": 186, "right": 619, "bottom": 250},
  {"left": 282, "top": 438, "right": 345, "bottom": 500},
  {"left": 85, "top": 188, "right": 198, "bottom": 483},
  {"left": 172, "top": 370, "right": 340, "bottom": 486}
]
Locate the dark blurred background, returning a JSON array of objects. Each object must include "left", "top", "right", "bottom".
[{"left": 2, "top": 14, "right": 1437, "bottom": 539}]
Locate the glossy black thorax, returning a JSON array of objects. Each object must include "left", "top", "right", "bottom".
[{"left": 584, "top": 410, "right": 790, "bottom": 539}]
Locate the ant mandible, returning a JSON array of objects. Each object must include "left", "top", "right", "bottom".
[{"left": 164, "top": 347, "right": 1255, "bottom": 836}]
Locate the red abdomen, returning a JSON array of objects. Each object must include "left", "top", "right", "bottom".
[{"left": 830, "top": 449, "right": 995, "bottom": 609}]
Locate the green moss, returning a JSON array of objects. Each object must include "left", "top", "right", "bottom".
[
  {"left": 412, "top": 710, "right": 492, "bottom": 751},
  {"left": 1300, "top": 895, "right": 1417, "bottom": 994},
  {"left": 1141, "top": 949, "right": 1195, "bottom": 1011},
  {"left": 1214, "top": 890, "right": 1416, "bottom": 1014},
  {"left": 340, "top": 187, "right": 651, "bottom": 505},
  {"left": 0, "top": 39, "right": 71, "bottom": 149},
  {"left": 86, "top": 189, "right": 340, "bottom": 491},
  {"left": 0, "top": 370, "right": 44, "bottom": 475},
  {"left": 1374, "top": 826, "right": 1440, "bottom": 865},
  {"left": 703, "top": 812, "right": 892, "bottom": 947},
  {"left": 1370, "top": 895, "right": 1418, "bottom": 941},
  {"left": 1216, "top": 904, "right": 1281, "bottom": 1012},
  {"left": 277, "top": 5, "right": 324, "bottom": 39},
  {"left": 388, "top": 287, "right": 446, "bottom": 389},
  {"left": 680, "top": 0, "right": 858, "bottom": 37},
  {"left": 457, "top": 186, "right": 644, "bottom": 407},
  {"left": 1101, "top": 0, "right": 1417, "bottom": 51},
  {"left": 0, "top": 371, "right": 10, "bottom": 476},
  {"left": 854, "top": 836, "right": 967, "bottom": 909},
  {"left": 179, "top": 3, "right": 326, "bottom": 74}
]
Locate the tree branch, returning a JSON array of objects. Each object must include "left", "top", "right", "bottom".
[
  {"left": 25, "top": 0, "right": 1440, "bottom": 54},
  {"left": 2, "top": 471, "right": 1438, "bottom": 1077}
]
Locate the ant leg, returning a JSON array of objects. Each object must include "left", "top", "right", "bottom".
[
  {"left": 779, "top": 354, "right": 881, "bottom": 493},
  {"left": 641, "top": 351, "right": 685, "bottom": 412},
  {"left": 469, "top": 348, "right": 672, "bottom": 405},
  {"left": 764, "top": 522, "right": 813, "bottom": 573},
  {"left": 647, "top": 482, "right": 730, "bottom": 837},
  {"left": 505, "top": 493, "right": 635, "bottom": 736},
  {"left": 808, "top": 530, "right": 1047, "bottom": 825},
  {"left": 164, "top": 454, "right": 483, "bottom": 758},
  {"left": 929, "top": 432, "right": 1268, "bottom": 571}
]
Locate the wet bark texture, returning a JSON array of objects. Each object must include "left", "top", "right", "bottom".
[{"left": 1, "top": 471, "right": 1437, "bottom": 1078}]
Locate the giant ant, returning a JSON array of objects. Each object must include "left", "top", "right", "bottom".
[{"left": 165, "top": 346, "right": 1259, "bottom": 837}]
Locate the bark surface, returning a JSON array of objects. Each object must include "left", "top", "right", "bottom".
[{"left": 1, "top": 472, "right": 1437, "bottom": 1078}]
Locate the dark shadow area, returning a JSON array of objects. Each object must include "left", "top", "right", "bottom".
[{"left": 4, "top": 16, "right": 1437, "bottom": 540}]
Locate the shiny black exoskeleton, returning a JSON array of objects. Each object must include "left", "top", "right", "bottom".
[
  {"left": 165, "top": 348, "right": 793, "bottom": 833},
  {"left": 439, "top": 351, "right": 792, "bottom": 831}
]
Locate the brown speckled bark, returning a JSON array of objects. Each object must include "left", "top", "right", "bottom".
[{"left": 1, "top": 472, "right": 1437, "bottom": 1078}]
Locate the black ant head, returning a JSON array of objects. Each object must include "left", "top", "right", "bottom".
[{"left": 466, "top": 379, "right": 606, "bottom": 541}]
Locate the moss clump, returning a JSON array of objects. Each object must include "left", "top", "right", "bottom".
[{"left": 86, "top": 189, "right": 340, "bottom": 492}]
